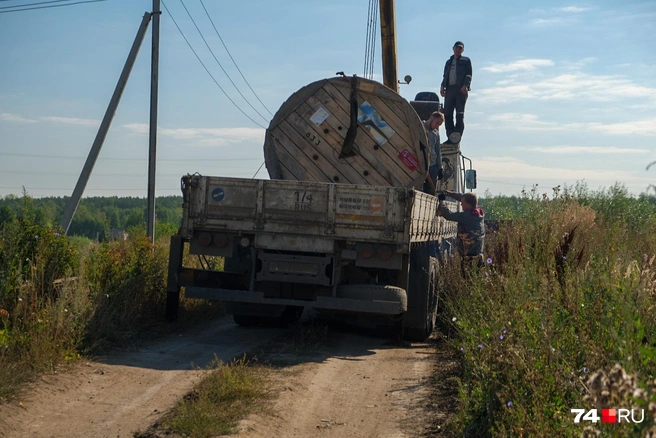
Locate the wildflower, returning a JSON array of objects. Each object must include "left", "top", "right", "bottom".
[
  {"left": 64, "top": 309, "right": 68, "bottom": 312},
  {"left": 452, "top": 317, "right": 457, "bottom": 322},
  {"left": 503, "top": 329, "right": 507, "bottom": 334},
  {"left": 507, "top": 401, "right": 513, "bottom": 407},
  {"left": 583, "top": 367, "right": 589, "bottom": 374},
  {"left": 18, "top": 298, "right": 23, "bottom": 302},
  {"left": 499, "top": 335, "right": 504, "bottom": 340},
  {"left": 563, "top": 256, "right": 567, "bottom": 260},
  {"left": 478, "top": 344, "right": 483, "bottom": 349},
  {"left": 53, "top": 232, "right": 60, "bottom": 237},
  {"left": 486, "top": 258, "right": 493, "bottom": 264},
  {"left": 460, "top": 347, "right": 464, "bottom": 352},
  {"left": 34, "top": 235, "right": 39, "bottom": 240}
]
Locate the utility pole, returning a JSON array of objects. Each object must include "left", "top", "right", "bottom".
[
  {"left": 379, "top": 0, "right": 398, "bottom": 93},
  {"left": 147, "top": 0, "right": 161, "bottom": 243},
  {"left": 60, "top": 13, "right": 152, "bottom": 235}
]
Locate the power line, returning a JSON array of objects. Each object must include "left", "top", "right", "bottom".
[
  {"left": 0, "top": 169, "right": 257, "bottom": 176},
  {"left": 0, "top": 0, "right": 74, "bottom": 10},
  {"left": 160, "top": 0, "right": 267, "bottom": 130},
  {"left": 0, "top": 186, "right": 183, "bottom": 191},
  {"left": 177, "top": 0, "right": 269, "bottom": 124},
  {"left": 0, "top": 152, "right": 261, "bottom": 162},
  {"left": 198, "top": 0, "right": 274, "bottom": 117},
  {"left": 251, "top": 161, "right": 265, "bottom": 179},
  {"left": 0, "top": 0, "right": 106, "bottom": 14}
]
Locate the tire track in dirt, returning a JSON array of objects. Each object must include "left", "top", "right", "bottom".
[
  {"left": 235, "top": 332, "right": 437, "bottom": 438},
  {"left": 0, "top": 317, "right": 287, "bottom": 438}
]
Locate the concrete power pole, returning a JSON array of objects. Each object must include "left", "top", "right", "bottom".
[
  {"left": 59, "top": 13, "right": 152, "bottom": 235},
  {"left": 147, "top": 0, "right": 161, "bottom": 243}
]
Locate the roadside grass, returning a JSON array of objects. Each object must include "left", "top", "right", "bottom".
[
  {"left": 0, "top": 199, "right": 224, "bottom": 402},
  {"left": 153, "top": 357, "right": 272, "bottom": 438},
  {"left": 438, "top": 186, "right": 656, "bottom": 437}
]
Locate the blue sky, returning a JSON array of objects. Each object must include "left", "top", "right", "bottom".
[{"left": 1, "top": 0, "right": 655, "bottom": 199}]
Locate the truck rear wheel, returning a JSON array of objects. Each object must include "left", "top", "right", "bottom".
[
  {"left": 403, "top": 243, "right": 438, "bottom": 341},
  {"left": 336, "top": 284, "right": 407, "bottom": 311}
]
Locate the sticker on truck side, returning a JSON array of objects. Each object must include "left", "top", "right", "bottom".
[
  {"left": 211, "top": 187, "right": 226, "bottom": 202},
  {"left": 336, "top": 196, "right": 385, "bottom": 214}
]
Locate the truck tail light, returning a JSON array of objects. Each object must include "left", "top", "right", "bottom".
[
  {"left": 198, "top": 232, "right": 212, "bottom": 247},
  {"left": 360, "top": 244, "right": 374, "bottom": 259},
  {"left": 378, "top": 245, "right": 393, "bottom": 260},
  {"left": 213, "top": 233, "right": 228, "bottom": 248}
]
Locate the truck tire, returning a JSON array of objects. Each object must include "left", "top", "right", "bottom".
[
  {"left": 403, "top": 243, "right": 438, "bottom": 341},
  {"left": 336, "top": 284, "right": 407, "bottom": 311}
]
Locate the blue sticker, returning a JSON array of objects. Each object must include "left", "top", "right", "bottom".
[{"left": 212, "top": 187, "right": 225, "bottom": 202}]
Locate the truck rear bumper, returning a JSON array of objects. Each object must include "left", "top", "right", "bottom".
[{"left": 185, "top": 287, "right": 405, "bottom": 315}]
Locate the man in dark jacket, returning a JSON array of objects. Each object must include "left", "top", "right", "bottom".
[
  {"left": 440, "top": 41, "right": 472, "bottom": 144},
  {"left": 421, "top": 111, "right": 445, "bottom": 195},
  {"left": 437, "top": 190, "right": 485, "bottom": 270}
]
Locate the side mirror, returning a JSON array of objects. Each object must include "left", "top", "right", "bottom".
[{"left": 465, "top": 169, "right": 477, "bottom": 190}]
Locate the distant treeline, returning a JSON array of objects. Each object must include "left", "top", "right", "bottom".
[
  {"left": 0, "top": 195, "right": 184, "bottom": 240},
  {"left": 0, "top": 182, "right": 654, "bottom": 241}
]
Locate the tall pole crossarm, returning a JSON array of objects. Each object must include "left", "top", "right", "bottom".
[
  {"left": 147, "top": 0, "right": 161, "bottom": 242},
  {"left": 59, "top": 12, "right": 153, "bottom": 235},
  {"left": 379, "top": 0, "right": 398, "bottom": 93}
]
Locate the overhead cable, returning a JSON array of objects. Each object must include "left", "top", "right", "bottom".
[
  {"left": 178, "top": 0, "right": 269, "bottom": 124},
  {"left": 0, "top": 0, "right": 106, "bottom": 14},
  {"left": 198, "top": 0, "right": 274, "bottom": 117},
  {"left": 161, "top": 0, "right": 267, "bottom": 130}
]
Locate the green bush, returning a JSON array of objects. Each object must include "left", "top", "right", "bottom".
[{"left": 83, "top": 238, "right": 169, "bottom": 350}]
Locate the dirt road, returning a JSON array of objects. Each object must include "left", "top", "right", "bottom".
[
  {"left": 236, "top": 332, "right": 438, "bottom": 438},
  {"left": 0, "top": 315, "right": 451, "bottom": 438}
]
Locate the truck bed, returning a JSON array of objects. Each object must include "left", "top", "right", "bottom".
[{"left": 180, "top": 175, "right": 456, "bottom": 250}]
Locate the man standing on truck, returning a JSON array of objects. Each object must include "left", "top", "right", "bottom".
[
  {"left": 437, "top": 190, "right": 485, "bottom": 271},
  {"left": 422, "top": 111, "right": 445, "bottom": 195},
  {"left": 440, "top": 41, "right": 472, "bottom": 144}
]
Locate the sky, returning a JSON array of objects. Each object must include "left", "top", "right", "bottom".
[{"left": 0, "top": 0, "right": 655, "bottom": 199}]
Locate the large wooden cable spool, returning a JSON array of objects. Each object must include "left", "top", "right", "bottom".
[{"left": 264, "top": 76, "right": 430, "bottom": 189}]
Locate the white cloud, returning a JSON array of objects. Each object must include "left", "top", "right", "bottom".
[
  {"left": 479, "top": 73, "right": 656, "bottom": 103},
  {"left": 123, "top": 123, "right": 265, "bottom": 146},
  {"left": 558, "top": 6, "right": 589, "bottom": 13},
  {"left": 531, "top": 18, "right": 569, "bottom": 26},
  {"left": 476, "top": 156, "right": 652, "bottom": 184},
  {"left": 0, "top": 112, "right": 36, "bottom": 123},
  {"left": 488, "top": 113, "right": 656, "bottom": 136},
  {"left": 520, "top": 146, "right": 651, "bottom": 154},
  {"left": 481, "top": 59, "right": 554, "bottom": 74},
  {"left": 590, "top": 118, "right": 656, "bottom": 136},
  {"left": 42, "top": 116, "right": 99, "bottom": 127}
]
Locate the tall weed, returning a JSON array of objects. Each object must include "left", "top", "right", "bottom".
[{"left": 441, "top": 189, "right": 656, "bottom": 437}]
